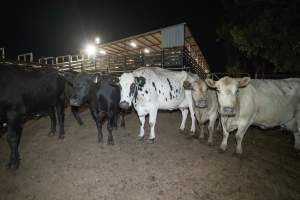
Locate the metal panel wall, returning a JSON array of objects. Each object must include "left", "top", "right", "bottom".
[{"left": 161, "top": 24, "right": 185, "bottom": 48}]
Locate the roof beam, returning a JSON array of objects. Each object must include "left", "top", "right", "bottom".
[{"left": 135, "top": 38, "right": 157, "bottom": 52}]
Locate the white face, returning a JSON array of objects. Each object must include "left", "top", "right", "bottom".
[
  {"left": 216, "top": 79, "right": 239, "bottom": 115},
  {"left": 119, "top": 73, "right": 135, "bottom": 107},
  {"left": 206, "top": 76, "right": 250, "bottom": 116},
  {"left": 191, "top": 80, "right": 209, "bottom": 108}
]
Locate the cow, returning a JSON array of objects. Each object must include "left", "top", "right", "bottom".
[
  {"left": 63, "top": 72, "right": 125, "bottom": 144},
  {"left": 0, "top": 64, "right": 66, "bottom": 169},
  {"left": 0, "top": 122, "right": 7, "bottom": 137},
  {"left": 183, "top": 79, "right": 219, "bottom": 145},
  {"left": 115, "top": 67, "right": 199, "bottom": 143},
  {"left": 206, "top": 76, "right": 300, "bottom": 155},
  {"left": 63, "top": 71, "right": 84, "bottom": 127}
]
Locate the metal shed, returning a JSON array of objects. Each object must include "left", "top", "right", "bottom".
[{"left": 20, "top": 23, "right": 209, "bottom": 77}]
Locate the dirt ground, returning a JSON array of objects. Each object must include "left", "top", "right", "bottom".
[{"left": 0, "top": 108, "right": 300, "bottom": 200}]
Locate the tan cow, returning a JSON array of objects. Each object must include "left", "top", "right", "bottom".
[
  {"left": 206, "top": 76, "right": 300, "bottom": 155},
  {"left": 183, "top": 79, "right": 219, "bottom": 145}
]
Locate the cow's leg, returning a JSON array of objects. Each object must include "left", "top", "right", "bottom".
[
  {"left": 71, "top": 106, "right": 84, "bottom": 126},
  {"left": 107, "top": 112, "right": 114, "bottom": 145},
  {"left": 120, "top": 110, "right": 125, "bottom": 128},
  {"left": 113, "top": 112, "right": 119, "bottom": 129},
  {"left": 56, "top": 99, "right": 65, "bottom": 139},
  {"left": 293, "top": 112, "right": 300, "bottom": 151},
  {"left": 294, "top": 130, "right": 300, "bottom": 151},
  {"left": 48, "top": 107, "right": 56, "bottom": 136},
  {"left": 235, "top": 123, "right": 251, "bottom": 155},
  {"left": 91, "top": 110, "right": 104, "bottom": 143},
  {"left": 188, "top": 99, "right": 196, "bottom": 134},
  {"left": 194, "top": 109, "right": 203, "bottom": 139},
  {"left": 220, "top": 117, "right": 230, "bottom": 152},
  {"left": 199, "top": 125, "right": 205, "bottom": 139},
  {"left": 208, "top": 113, "right": 218, "bottom": 145},
  {"left": 148, "top": 109, "right": 158, "bottom": 144},
  {"left": 179, "top": 108, "right": 188, "bottom": 132},
  {"left": 6, "top": 111, "right": 22, "bottom": 170},
  {"left": 138, "top": 115, "right": 146, "bottom": 140}
]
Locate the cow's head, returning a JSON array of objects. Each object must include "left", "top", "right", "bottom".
[
  {"left": 118, "top": 73, "right": 146, "bottom": 110},
  {"left": 183, "top": 79, "right": 209, "bottom": 108},
  {"left": 205, "top": 76, "right": 250, "bottom": 116},
  {"left": 63, "top": 72, "right": 101, "bottom": 106}
]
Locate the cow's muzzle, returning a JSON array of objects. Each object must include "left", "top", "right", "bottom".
[
  {"left": 195, "top": 100, "right": 207, "bottom": 108},
  {"left": 70, "top": 98, "right": 81, "bottom": 107},
  {"left": 119, "top": 101, "right": 130, "bottom": 110},
  {"left": 222, "top": 107, "right": 235, "bottom": 116}
]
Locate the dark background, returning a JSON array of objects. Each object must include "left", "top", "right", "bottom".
[{"left": 0, "top": 0, "right": 225, "bottom": 72}]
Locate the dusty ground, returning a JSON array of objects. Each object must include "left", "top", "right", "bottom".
[{"left": 0, "top": 108, "right": 300, "bottom": 200}]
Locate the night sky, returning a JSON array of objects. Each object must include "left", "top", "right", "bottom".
[{"left": 0, "top": 0, "right": 225, "bottom": 72}]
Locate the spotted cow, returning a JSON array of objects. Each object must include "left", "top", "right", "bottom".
[{"left": 115, "top": 67, "right": 199, "bottom": 143}]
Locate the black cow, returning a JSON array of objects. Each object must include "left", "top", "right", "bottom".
[
  {"left": 0, "top": 64, "right": 66, "bottom": 169},
  {"left": 63, "top": 72, "right": 125, "bottom": 144},
  {"left": 64, "top": 70, "right": 85, "bottom": 127}
]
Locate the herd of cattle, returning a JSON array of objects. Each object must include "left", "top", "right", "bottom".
[{"left": 0, "top": 64, "right": 300, "bottom": 170}]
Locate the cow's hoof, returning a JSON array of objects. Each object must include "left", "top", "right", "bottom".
[
  {"left": 121, "top": 122, "right": 125, "bottom": 128},
  {"left": 6, "top": 160, "right": 20, "bottom": 170},
  {"left": 179, "top": 129, "right": 186, "bottom": 135},
  {"left": 208, "top": 141, "right": 213, "bottom": 147},
  {"left": 48, "top": 131, "right": 55, "bottom": 136},
  {"left": 232, "top": 152, "right": 243, "bottom": 159},
  {"left": 147, "top": 138, "right": 156, "bottom": 144},
  {"left": 188, "top": 132, "right": 197, "bottom": 139},
  {"left": 79, "top": 124, "right": 86, "bottom": 129},
  {"left": 107, "top": 140, "right": 114, "bottom": 145},
  {"left": 58, "top": 135, "right": 65, "bottom": 139},
  {"left": 198, "top": 137, "right": 206, "bottom": 143},
  {"left": 186, "top": 135, "right": 194, "bottom": 140},
  {"left": 218, "top": 148, "right": 226, "bottom": 154},
  {"left": 98, "top": 139, "right": 103, "bottom": 143},
  {"left": 138, "top": 136, "right": 144, "bottom": 141}
]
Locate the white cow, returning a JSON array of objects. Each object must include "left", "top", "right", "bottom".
[
  {"left": 183, "top": 79, "right": 219, "bottom": 145},
  {"left": 117, "top": 67, "right": 199, "bottom": 143},
  {"left": 206, "top": 76, "right": 300, "bottom": 155}
]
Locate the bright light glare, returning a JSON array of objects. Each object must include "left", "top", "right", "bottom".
[
  {"left": 95, "top": 37, "right": 100, "bottom": 44},
  {"left": 143, "top": 48, "right": 150, "bottom": 54},
  {"left": 130, "top": 41, "right": 137, "bottom": 48},
  {"left": 85, "top": 44, "right": 96, "bottom": 56},
  {"left": 99, "top": 49, "right": 106, "bottom": 55}
]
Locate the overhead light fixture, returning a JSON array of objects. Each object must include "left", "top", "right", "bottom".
[
  {"left": 95, "top": 37, "right": 100, "bottom": 44},
  {"left": 143, "top": 48, "right": 150, "bottom": 54},
  {"left": 130, "top": 41, "right": 137, "bottom": 48},
  {"left": 99, "top": 49, "right": 106, "bottom": 55},
  {"left": 85, "top": 44, "right": 96, "bottom": 56}
]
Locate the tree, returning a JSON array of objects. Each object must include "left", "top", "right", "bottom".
[{"left": 218, "top": 0, "right": 300, "bottom": 74}]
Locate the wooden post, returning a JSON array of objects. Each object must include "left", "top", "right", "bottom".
[{"left": 69, "top": 55, "right": 72, "bottom": 70}]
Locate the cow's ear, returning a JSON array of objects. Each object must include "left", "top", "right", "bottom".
[
  {"left": 135, "top": 76, "right": 146, "bottom": 88},
  {"left": 61, "top": 72, "right": 75, "bottom": 86},
  {"left": 238, "top": 77, "right": 250, "bottom": 88},
  {"left": 109, "top": 77, "right": 120, "bottom": 87},
  {"left": 92, "top": 73, "right": 101, "bottom": 83},
  {"left": 205, "top": 79, "right": 217, "bottom": 88},
  {"left": 183, "top": 81, "right": 193, "bottom": 90}
]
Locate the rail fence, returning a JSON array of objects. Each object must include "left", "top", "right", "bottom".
[{"left": 1, "top": 47, "right": 299, "bottom": 79}]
